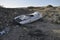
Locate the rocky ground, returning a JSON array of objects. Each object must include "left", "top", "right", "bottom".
[{"left": 0, "top": 6, "right": 60, "bottom": 40}]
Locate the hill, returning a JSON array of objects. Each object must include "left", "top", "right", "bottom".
[{"left": 0, "top": 5, "right": 60, "bottom": 40}]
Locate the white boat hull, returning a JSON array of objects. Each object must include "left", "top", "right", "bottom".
[{"left": 14, "top": 11, "right": 43, "bottom": 24}]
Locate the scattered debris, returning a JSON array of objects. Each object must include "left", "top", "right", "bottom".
[{"left": 0, "top": 27, "right": 10, "bottom": 37}]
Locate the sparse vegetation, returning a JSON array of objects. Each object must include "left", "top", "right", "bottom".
[
  {"left": 28, "top": 5, "right": 60, "bottom": 24},
  {"left": 0, "top": 5, "right": 60, "bottom": 40}
]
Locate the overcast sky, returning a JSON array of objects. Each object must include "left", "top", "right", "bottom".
[{"left": 0, "top": 0, "right": 60, "bottom": 8}]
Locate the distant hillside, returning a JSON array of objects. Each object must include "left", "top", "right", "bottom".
[{"left": 0, "top": 5, "right": 60, "bottom": 27}]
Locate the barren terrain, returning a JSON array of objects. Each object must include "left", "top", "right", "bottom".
[{"left": 0, "top": 5, "right": 60, "bottom": 40}]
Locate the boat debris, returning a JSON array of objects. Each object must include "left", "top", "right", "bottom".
[{"left": 0, "top": 27, "right": 10, "bottom": 37}]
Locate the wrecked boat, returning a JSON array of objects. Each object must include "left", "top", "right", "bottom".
[{"left": 14, "top": 11, "right": 43, "bottom": 24}]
